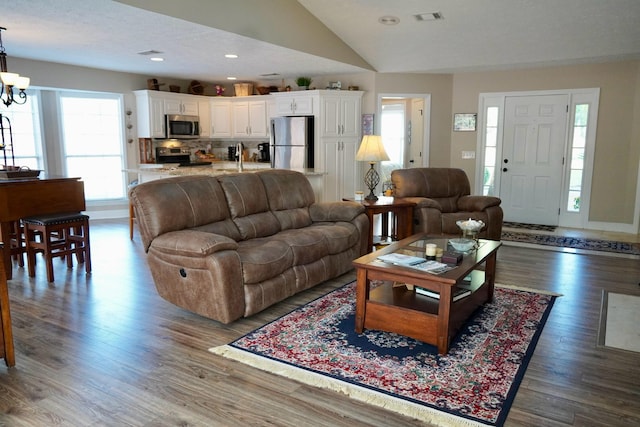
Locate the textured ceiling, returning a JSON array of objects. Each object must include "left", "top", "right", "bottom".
[{"left": 1, "top": 0, "right": 639, "bottom": 84}]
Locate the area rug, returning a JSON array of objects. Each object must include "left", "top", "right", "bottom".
[
  {"left": 597, "top": 291, "right": 640, "bottom": 353},
  {"left": 211, "top": 282, "right": 557, "bottom": 426},
  {"left": 501, "top": 230, "right": 640, "bottom": 256},
  {"left": 503, "top": 221, "right": 557, "bottom": 232}
]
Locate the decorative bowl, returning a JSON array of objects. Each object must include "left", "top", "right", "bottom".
[
  {"left": 456, "top": 218, "right": 485, "bottom": 232},
  {"left": 449, "top": 238, "right": 476, "bottom": 252}
]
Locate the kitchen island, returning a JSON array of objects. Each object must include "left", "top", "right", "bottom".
[{"left": 126, "top": 162, "right": 326, "bottom": 202}]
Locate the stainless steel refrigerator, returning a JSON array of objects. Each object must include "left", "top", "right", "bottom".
[{"left": 270, "top": 116, "right": 314, "bottom": 169}]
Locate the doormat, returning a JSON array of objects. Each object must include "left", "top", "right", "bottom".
[
  {"left": 598, "top": 291, "right": 640, "bottom": 353},
  {"left": 501, "top": 230, "right": 640, "bottom": 256},
  {"left": 211, "top": 282, "right": 556, "bottom": 426},
  {"left": 503, "top": 221, "right": 557, "bottom": 232}
]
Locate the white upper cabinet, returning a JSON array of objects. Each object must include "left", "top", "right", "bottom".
[
  {"left": 210, "top": 99, "right": 232, "bottom": 138},
  {"left": 232, "top": 99, "right": 267, "bottom": 138},
  {"left": 320, "top": 93, "right": 361, "bottom": 138},
  {"left": 273, "top": 93, "right": 314, "bottom": 116},
  {"left": 164, "top": 94, "right": 199, "bottom": 115}
]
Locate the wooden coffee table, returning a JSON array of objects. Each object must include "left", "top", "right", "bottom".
[{"left": 352, "top": 233, "right": 501, "bottom": 354}]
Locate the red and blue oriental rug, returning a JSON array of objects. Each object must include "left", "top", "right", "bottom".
[{"left": 211, "top": 282, "right": 557, "bottom": 426}]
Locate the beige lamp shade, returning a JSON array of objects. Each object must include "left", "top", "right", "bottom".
[{"left": 356, "top": 135, "right": 390, "bottom": 162}]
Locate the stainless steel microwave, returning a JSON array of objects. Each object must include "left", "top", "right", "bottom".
[{"left": 165, "top": 114, "right": 200, "bottom": 139}]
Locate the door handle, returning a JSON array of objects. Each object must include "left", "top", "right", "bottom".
[{"left": 503, "top": 167, "right": 508, "bottom": 172}]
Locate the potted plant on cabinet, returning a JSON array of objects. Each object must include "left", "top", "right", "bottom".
[{"left": 296, "top": 77, "right": 312, "bottom": 90}]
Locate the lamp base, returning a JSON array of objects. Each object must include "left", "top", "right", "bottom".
[{"left": 363, "top": 162, "right": 380, "bottom": 202}]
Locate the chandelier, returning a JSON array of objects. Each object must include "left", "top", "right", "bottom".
[{"left": 0, "top": 27, "right": 30, "bottom": 107}]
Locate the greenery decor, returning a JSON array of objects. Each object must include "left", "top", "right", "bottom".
[{"left": 295, "top": 77, "right": 312, "bottom": 88}]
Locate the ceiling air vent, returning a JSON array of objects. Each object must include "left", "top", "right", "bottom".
[
  {"left": 414, "top": 12, "right": 444, "bottom": 21},
  {"left": 378, "top": 16, "right": 400, "bottom": 25},
  {"left": 137, "top": 50, "right": 163, "bottom": 56}
]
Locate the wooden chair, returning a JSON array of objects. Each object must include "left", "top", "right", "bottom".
[
  {"left": 8, "top": 220, "right": 26, "bottom": 268},
  {"left": 23, "top": 213, "right": 91, "bottom": 283}
]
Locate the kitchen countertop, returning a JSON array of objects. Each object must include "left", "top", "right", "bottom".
[{"left": 126, "top": 162, "right": 324, "bottom": 177}]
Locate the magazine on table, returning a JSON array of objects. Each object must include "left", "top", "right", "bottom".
[{"left": 377, "top": 253, "right": 458, "bottom": 275}]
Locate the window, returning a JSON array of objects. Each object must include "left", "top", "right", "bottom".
[
  {"left": 0, "top": 91, "right": 44, "bottom": 170},
  {"left": 59, "top": 93, "right": 126, "bottom": 200},
  {"left": 567, "top": 104, "right": 588, "bottom": 212},
  {"left": 380, "top": 102, "right": 406, "bottom": 182},
  {"left": 482, "top": 106, "right": 499, "bottom": 196}
]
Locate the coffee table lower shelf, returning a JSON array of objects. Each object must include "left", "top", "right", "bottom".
[{"left": 359, "top": 273, "right": 490, "bottom": 353}]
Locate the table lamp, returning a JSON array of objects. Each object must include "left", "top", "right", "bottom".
[{"left": 355, "top": 135, "right": 389, "bottom": 201}]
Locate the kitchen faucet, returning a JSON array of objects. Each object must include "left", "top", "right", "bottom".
[{"left": 236, "top": 142, "right": 244, "bottom": 172}]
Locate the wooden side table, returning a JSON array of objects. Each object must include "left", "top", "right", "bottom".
[
  {"left": 344, "top": 196, "right": 415, "bottom": 251},
  {"left": 0, "top": 243, "right": 15, "bottom": 367}
]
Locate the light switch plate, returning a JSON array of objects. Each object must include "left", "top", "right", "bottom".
[{"left": 462, "top": 151, "right": 476, "bottom": 159}]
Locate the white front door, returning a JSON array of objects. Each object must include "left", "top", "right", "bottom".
[{"left": 500, "top": 94, "right": 568, "bottom": 225}]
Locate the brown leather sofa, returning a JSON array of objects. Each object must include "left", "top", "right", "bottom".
[
  {"left": 390, "top": 168, "right": 503, "bottom": 240},
  {"left": 130, "top": 169, "right": 368, "bottom": 324}
]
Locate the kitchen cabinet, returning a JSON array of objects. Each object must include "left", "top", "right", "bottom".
[
  {"left": 210, "top": 99, "right": 232, "bottom": 138},
  {"left": 164, "top": 94, "right": 199, "bottom": 115},
  {"left": 198, "top": 100, "right": 211, "bottom": 138},
  {"left": 273, "top": 93, "right": 314, "bottom": 116},
  {"left": 134, "top": 90, "right": 166, "bottom": 139},
  {"left": 322, "top": 138, "right": 359, "bottom": 202},
  {"left": 232, "top": 99, "right": 267, "bottom": 138},
  {"left": 320, "top": 94, "right": 361, "bottom": 138}
]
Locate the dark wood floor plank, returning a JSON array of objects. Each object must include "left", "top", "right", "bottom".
[{"left": 1, "top": 219, "right": 639, "bottom": 426}]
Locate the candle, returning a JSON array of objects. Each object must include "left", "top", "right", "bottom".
[{"left": 426, "top": 243, "right": 437, "bottom": 260}]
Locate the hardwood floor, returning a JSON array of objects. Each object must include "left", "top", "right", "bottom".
[{"left": 1, "top": 219, "right": 639, "bottom": 426}]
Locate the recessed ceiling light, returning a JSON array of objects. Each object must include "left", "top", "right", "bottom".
[
  {"left": 150, "top": 57, "right": 164, "bottom": 62},
  {"left": 225, "top": 54, "right": 238, "bottom": 59},
  {"left": 378, "top": 15, "right": 400, "bottom": 25},
  {"left": 414, "top": 12, "right": 444, "bottom": 21},
  {"left": 227, "top": 77, "right": 237, "bottom": 80}
]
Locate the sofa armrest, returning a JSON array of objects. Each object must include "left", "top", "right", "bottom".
[
  {"left": 309, "top": 201, "right": 365, "bottom": 222},
  {"left": 457, "top": 195, "right": 501, "bottom": 212},
  {"left": 150, "top": 230, "right": 239, "bottom": 257},
  {"left": 404, "top": 196, "right": 442, "bottom": 211}
]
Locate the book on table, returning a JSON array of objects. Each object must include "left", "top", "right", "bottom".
[
  {"left": 415, "top": 284, "right": 472, "bottom": 301},
  {"left": 377, "top": 253, "right": 426, "bottom": 266}
]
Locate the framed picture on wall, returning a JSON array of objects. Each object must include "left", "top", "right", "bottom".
[
  {"left": 453, "top": 113, "right": 477, "bottom": 131},
  {"left": 362, "top": 114, "right": 374, "bottom": 135}
]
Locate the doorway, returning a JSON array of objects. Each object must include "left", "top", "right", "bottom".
[
  {"left": 377, "top": 93, "right": 431, "bottom": 185},
  {"left": 477, "top": 89, "right": 600, "bottom": 229}
]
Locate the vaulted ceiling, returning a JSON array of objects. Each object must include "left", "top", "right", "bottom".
[{"left": 1, "top": 0, "right": 639, "bottom": 84}]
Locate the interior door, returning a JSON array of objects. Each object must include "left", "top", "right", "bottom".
[
  {"left": 408, "top": 98, "right": 424, "bottom": 168},
  {"left": 500, "top": 94, "right": 568, "bottom": 225}
]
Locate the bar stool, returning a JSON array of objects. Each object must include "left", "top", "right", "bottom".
[
  {"left": 23, "top": 212, "right": 91, "bottom": 283},
  {"left": 8, "top": 220, "right": 26, "bottom": 267},
  {"left": 128, "top": 180, "right": 138, "bottom": 240}
]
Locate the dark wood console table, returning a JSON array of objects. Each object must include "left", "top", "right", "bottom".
[{"left": 0, "top": 177, "right": 86, "bottom": 280}]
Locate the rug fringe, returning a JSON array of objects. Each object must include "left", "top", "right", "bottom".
[
  {"left": 496, "top": 282, "right": 563, "bottom": 297},
  {"left": 210, "top": 345, "right": 486, "bottom": 427}
]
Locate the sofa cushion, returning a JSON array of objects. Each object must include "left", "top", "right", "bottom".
[
  {"left": 258, "top": 169, "right": 314, "bottom": 230},
  {"left": 237, "top": 238, "right": 294, "bottom": 284},
  {"left": 130, "top": 176, "right": 233, "bottom": 251},
  {"left": 309, "top": 222, "right": 360, "bottom": 254},
  {"left": 270, "top": 228, "right": 329, "bottom": 265},
  {"left": 218, "top": 173, "right": 281, "bottom": 240}
]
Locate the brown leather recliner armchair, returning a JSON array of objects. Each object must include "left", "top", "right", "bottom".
[{"left": 390, "top": 168, "right": 503, "bottom": 240}]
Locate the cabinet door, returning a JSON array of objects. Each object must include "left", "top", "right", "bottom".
[
  {"left": 341, "top": 138, "right": 359, "bottom": 199},
  {"left": 248, "top": 101, "right": 267, "bottom": 137},
  {"left": 275, "top": 96, "right": 296, "bottom": 116},
  {"left": 232, "top": 102, "right": 250, "bottom": 137},
  {"left": 323, "top": 139, "right": 342, "bottom": 202},
  {"left": 275, "top": 95, "right": 314, "bottom": 116},
  {"left": 148, "top": 95, "right": 166, "bottom": 138},
  {"left": 340, "top": 97, "right": 361, "bottom": 138},
  {"left": 322, "top": 138, "right": 360, "bottom": 202},
  {"left": 211, "top": 100, "right": 232, "bottom": 137},
  {"left": 181, "top": 99, "right": 199, "bottom": 115},
  {"left": 320, "top": 97, "right": 341, "bottom": 137},
  {"left": 164, "top": 98, "right": 183, "bottom": 115},
  {"left": 198, "top": 100, "right": 211, "bottom": 138}
]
